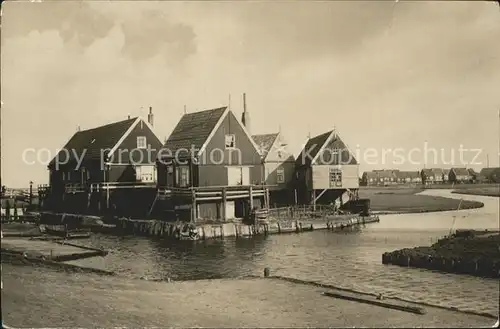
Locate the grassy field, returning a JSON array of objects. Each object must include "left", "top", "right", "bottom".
[
  {"left": 358, "top": 187, "right": 484, "bottom": 213},
  {"left": 452, "top": 186, "right": 500, "bottom": 197},
  {"left": 1, "top": 261, "right": 494, "bottom": 328}
]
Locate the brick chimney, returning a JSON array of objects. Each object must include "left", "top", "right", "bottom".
[
  {"left": 148, "top": 106, "right": 154, "bottom": 127},
  {"left": 241, "top": 93, "right": 250, "bottom": 133}
]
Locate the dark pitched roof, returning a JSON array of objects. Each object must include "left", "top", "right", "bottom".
[
  {"left": 479, "top": 167, "right": 500, "bottom": 176},
  {"left": 162, "top": 107, "right": 228, "bottom": 158},
  {"left": 297, "top": 131, "right": 331, "bottom": 166},
  {"left": 396, "top": 171, "right": 420, "bottom": 179},
  {"left": 450, "top": 168, "right": 470, "bottom": 176},
  {"left": 252, "top": 133, "right": 279, "bottom": 159},
  {"left": 48, "top": 117, "right": 138, "bottom": 168},
  {"left": 297, "top": 130, "right": 358, "bottom": 166}
]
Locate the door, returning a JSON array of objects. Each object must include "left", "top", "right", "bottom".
[
  {"left": 227, "top": 167, "right": 242, "bottom": 186},
  {"left": 241, "top": 167, "right": 250, "bottom": 185},
  {"left": 227, "top": 167, "right": 251, "bottom": 186}
]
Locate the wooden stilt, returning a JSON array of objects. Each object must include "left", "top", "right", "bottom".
[
  {"left": 265, "top": 188, "right": 270, "bottom": 209},
  {"left": 312, "top": 190, "right": 316, "bottom": 211},
  {"left": 106, "top": 187, "right": 110, "bottom": 210},
  {"left": 249, "top": 185, "right": 254, "bottom": 210},
  {"left": 191, "top": 188, "right": 197, "bottom": 223},
  {"left": 222, "top": 188, "right": 227, "bottom": 221}
]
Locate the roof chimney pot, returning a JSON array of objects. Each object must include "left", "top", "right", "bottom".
[
  {"left": 241, "top": 93, "right": 251, "bottom": 134},
  {"left": 147, "top": 106, "right": 154, "bottom": 127}
]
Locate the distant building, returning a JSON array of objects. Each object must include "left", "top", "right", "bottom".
[
  {"left": 421, "top": 168, "right": 448, "bottom": 184},
  {"left": 478, "top": 167, "right": 500, "bottom": 183},
  {"left": 448, "top": 168, "right": 472, "bottom": 184},
  {"left": 395, "top": 171, "right": 422, "bottom": 184},
  {"left": 361, "top": 170, "right": 399, "bottom": 186}
]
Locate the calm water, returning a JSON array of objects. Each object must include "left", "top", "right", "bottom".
[{"left": 69, "top": 190, "right": 499, "bottom": 316}]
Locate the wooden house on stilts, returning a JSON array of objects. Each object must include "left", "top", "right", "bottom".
[
  {"left": 295, "top": 129, "right": 359, "bottom": 208},
  {"left": 154, "top": 99, "right": 269, "bottom": 222},
  {"left": 252, "top": 132, "right": 296, "bottom": 207},
  {"left": 45, "top": 108, "right": 163, "bottom": 218}
]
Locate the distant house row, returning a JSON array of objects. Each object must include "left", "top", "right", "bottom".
[{"left": 361, "top": 167, "right": 500, "bottom": 186}]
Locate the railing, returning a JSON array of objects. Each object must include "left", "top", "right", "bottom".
[
  {"left": 89, "top": 181, "right": 156, "bottom": 192},
  {"left": 65, "top": 183, "right": 87, "bottom": 194},
  {"left": 157, "top": 184, "right": 271, "bottom": 201}
]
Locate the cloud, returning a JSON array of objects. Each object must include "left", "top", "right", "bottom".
[
  {"left": 1, "top": 1, "right": 114, "bottom": 49},
  {"left": 216, "top": 1, "right": 397, "bottom": 63},
  {"left": 119, "top": 9, "right": 196, "bottom": 62}
]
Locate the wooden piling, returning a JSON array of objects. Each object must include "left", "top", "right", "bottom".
[
  {"left": 191, "top": 189, "right": 197, "bottom": 223},
  {"left": 249, "top": 185, "right": 254, "bottom": 210},
  {"left": 222, "top": 188, "right": 227, "bottom": 221}
]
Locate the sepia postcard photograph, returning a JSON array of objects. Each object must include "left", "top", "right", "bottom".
[{"left": 1, "top": 0, "right": 499, "bottom": 327}]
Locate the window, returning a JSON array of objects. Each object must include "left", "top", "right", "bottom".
[
  {"left": 62, "top": 172, "right": 66, "bottom": 181},
  {"left": 277, "top": 168, "right": 285, "bottom": 184},
  {"left": 136, "top": 166, "right": 155, "bottom": 182},
  {"left": 67, "top": 171, "right": 71, "bottom": 181},
  {"left": 137, "top": 136, "right": 147, "bottom": 149},
  {"left": 167, "top": 166, "right": 173, "bottom": 174},
  {"left": 225, "top": 134, "right": 236, "bottom": 149},
  {"left": 329, "top": 168, "right": 342, "bottom": 188},
  {"left": 176, "top": 166, "right": 190, "bottom": 187}
]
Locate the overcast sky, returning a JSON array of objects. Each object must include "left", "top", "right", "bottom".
[{"left": 2, "top": 1, "right": 500, "bottom": 187}]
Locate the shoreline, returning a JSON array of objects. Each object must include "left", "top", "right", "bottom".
[
  {"left": 1, "top": 260, "right": 496, "bottom": 327},
  {"left": 382, "top": 230, "right": 500, "bottom": 280}
]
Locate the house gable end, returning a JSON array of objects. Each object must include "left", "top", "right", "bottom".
[{"left": 199, "top": 110, "right": 261, "bottom": 166}]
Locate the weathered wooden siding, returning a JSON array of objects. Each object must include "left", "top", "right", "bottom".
[
  {"left": 312, "top": 165, "right": 359, "bottom": 190},
  {"left": 109, "top": 119, "right": 162, "bottom": 165},
  {"left": 200, "top": 111, "right": 261, "bottom": 166},
  {"left": 197, "top": 165, "right": 228, "bottom": 187},
  {"left": 263, "top": 160, "right": 295, "bottom": 189}
]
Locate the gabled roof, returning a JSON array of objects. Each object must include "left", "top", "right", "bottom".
[
  {"left": 296, "top": 130, "right": 357, "bottom": 166},
  {"left": 396, "top": 171, "right": 421, "bottom": 179},
  {"left": 48, "top": 117, "right": 146, "bottom": 168},
  {"left": 162, "top": 106, "right": 260, "bottom": 159},
  {"left": 422, "top": 168, "right": 447, "bottom": 176},
  {"left": 479, "top": 167, "right": 500, "bottom": 177},
  {"left": 252, "top": 133, "right": 279, "bottom": 160},
  {"left": 450, "top": 168, "right": 470, "bottom": 176}
]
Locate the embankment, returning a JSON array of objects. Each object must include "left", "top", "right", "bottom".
[
  {"left": 359, "top": 187, "right": 484, "bottom": 214},
  {"left": 382, "top": 230, "right": 500, "bottom": 279},
  {"left": 1, "top": 261, "right": 495, "bottom": 328}
]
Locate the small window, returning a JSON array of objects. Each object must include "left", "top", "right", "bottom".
[
  {"left": 167, "top": 166, "right": 173, "bottom": 174},
  {"left": 277, "top": 168, "right": 285, "bottom": 183},
  {"left": 329, "top": 168, "right": 342, "bottom": 188},
  {"left": 176, "top": 166, "right": 190, "bottom": 187},
  {"left": 137, "top": 136, "right": 147, "bottom": 149},
  {"left": 62, "top": 172, "right": 66, "bottom": 181},
  {"left": 225, "top": 134, "right": 236, "bottom": 149},
  {"left": 67, "top": 171, "right": 71, "bottom": 181}
]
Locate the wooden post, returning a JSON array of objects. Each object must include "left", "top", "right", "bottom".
[
  {"left": 249, "top": 185, "right": 254, "bottom": 209},
  {"left": 312, "top": 190, "right": 316, "bottom": 211},
  {"left": 106, "top": 187, "right": 110, "bottom": 210},
  {"left": 222, "top": 188, "right": 227, "bottom": 221},
  {"left": 265, "top": 188, "right": 270, "bottom": 209},
  {"left": 294, "top": 188, "right": 298, "bottom": 205},
  {"left": 191, "top": 188, "right": 197, "bottom": 223}
]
